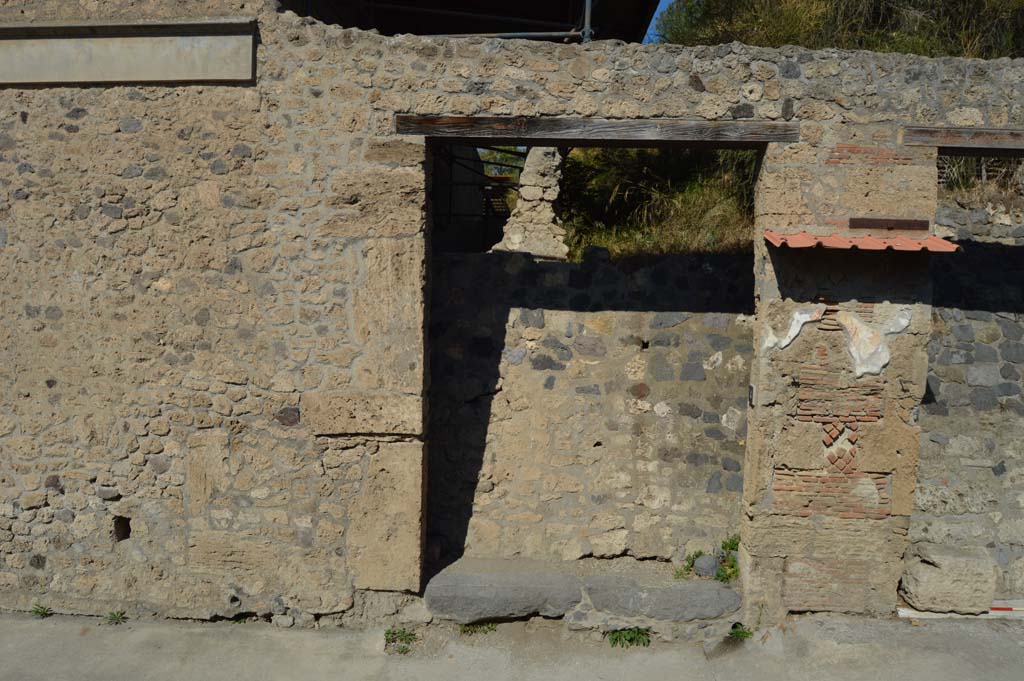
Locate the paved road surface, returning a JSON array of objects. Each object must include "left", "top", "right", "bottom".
[{"left": 1, "top": 611, "right": 1022, "bottom": 680}]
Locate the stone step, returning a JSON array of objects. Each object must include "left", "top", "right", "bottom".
[{"left": 424, "top": 557, "right": 741, "bottom": 625}]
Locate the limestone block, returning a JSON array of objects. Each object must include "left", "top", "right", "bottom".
[
  {"left": 347, "top": 441, "right": 424, "bottom": 591},
  {"left": 351, "top": 238, "right": 426, "bottom": 393},
  {"left": 185, "top": 431, "right": 229, "bottom": 516},
  {"left": 188, "top": 530, "right": 277, "bottom": 574},
  {"left": 302, "top": 391, "right": 422, "bottom": 436},
  {"left": 323, "top": 168, "right": 425, "bottom": 237},
  {"left": 901, "top": 543, "right": 998, "bottom": 614}
]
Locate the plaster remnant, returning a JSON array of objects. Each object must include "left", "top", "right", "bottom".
[
  {"left": 762, "top": 305, "right": 826, "bottom": 351},
  {"left": 836, "top": 307, "right": 913, "bottom": 377}
]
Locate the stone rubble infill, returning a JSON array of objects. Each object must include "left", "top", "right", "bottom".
[{"left": 424, "top": 557, "right": 740, "bottom": 636}]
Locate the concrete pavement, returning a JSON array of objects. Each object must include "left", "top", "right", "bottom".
[{"left": 1, "top": 611, "right": 1022, "bottom": 681}]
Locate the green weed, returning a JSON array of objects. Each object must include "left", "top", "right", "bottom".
[
  {"left": 716, "top": 535, "right": 740, "bottom": 583},
  {"left": 384, "top": 627, "right": 418, "bottom": 655},
  {"left": 459, "top": 622, "right": 498, "bottom": 636},
  {"left": 675, "top": 550, "right": 705, "bottom": 579},
  {"left": 30, "top": 603, "right": 53, "bottom": 619},
  {"left": 606, "top": 626, "right": 652, "bottom": 649},
  {"left": 728, "top": 623, "right": 754, "bottom": 641},
  {"left": 103, "top": 611, "right": 128, "bottom": 626},
  {"left": 721, "top": 534, "right": 740, "bottom": 553}
]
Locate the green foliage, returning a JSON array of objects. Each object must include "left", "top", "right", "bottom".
[
  {"left": 558, "top": 147, "right": 757, "bottom": 259},
  {"left": 655, "top": 0, "right": 1024, "bottom": 60},
  {"left": 103, "top": 611, "right": 128, "bottom": 626},
  {"left": 675, "top": 550, "right": 705, "bottom": 578},
  {"left": 729, "top": 623, "right": 754, "bottom": 640},
  {"left": 606, "top": 627, "right": 652, "bottom": 649},
  {"left": 460, "top": 622, "right": 498, "bottom": 636},
  {"left": 385, "top": 627, "right": 418, "bottom": 655},
  {"left": 721, "top": 534, "right": 741, "bottom": 553},
  {"left": 716, "top": 554, "right": 739, "bottom": 583},
  {"left": 716, "top": 535, "right": 741, "bottom": 583},
  {"left": 30, "top": 603, "right": 53, "bottom": 619}
]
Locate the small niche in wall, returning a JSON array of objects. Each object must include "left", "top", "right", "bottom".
[{"left": 112, "top": 516, "right": 132, "bottom": 542}]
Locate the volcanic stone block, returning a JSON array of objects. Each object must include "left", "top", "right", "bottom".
[
  {"left": 584, "top": 575, "right": 740, "bottom": 621},
  {"left": 424, "top": 558, "right": 583, "bottom": 623}
]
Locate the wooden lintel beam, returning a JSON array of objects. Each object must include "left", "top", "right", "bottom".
[
  {"left": 903, "top": 126, "right": 1024, "bottom": 154},
  {"left": 849, "top": 217, "right": 929, "bottom": 231},
  {"left": 396, "top": 115, "right": 800, "bottom": 146}
]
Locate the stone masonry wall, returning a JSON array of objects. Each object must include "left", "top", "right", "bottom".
[
  {"left": 428, "top": 250, "right": 753, "bottom": 567},
  {"left": 4, "top": 0, "right": 1024, "bottom": 623},
  {"left": 913, "top": 201, "right": 1024, "bottom": 597}
]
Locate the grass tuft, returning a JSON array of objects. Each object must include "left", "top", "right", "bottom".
[
  {"left": 31, "top": 603, "right": 53, "bottom": 619},
  {"left": 606, "top": 626, "right": 652, "bottom": 649},
  {"left": 459, "top": 622, "right": 498, "bottom": 636},
  {"left": 103, "top": 611, "right": 128, "bottom": 626},
  {"left": 558, "top": 147, "right": 757, "bottom": 260},
  {"left": 384, "top": 627, "right": 418, "bottom": 655}
]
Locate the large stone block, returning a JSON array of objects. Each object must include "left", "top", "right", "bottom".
[
  {"left": 424, "top": 557, "right": 583, "bottom": 624},
  {"left": 901, "top": 542, "right": 998, "bottom": 614},
  {"left": 302, "top": 391, "right": 422, "bottom": 436},
  {"left": 585, "top": 575, "right": 741, "bottom": 622},
  {"left": 346, "top": 441, "right": 424, "bottom": 592},
  {"left": 322, "top": 169, "right": 425, "bottom": 237},
  {"left": 351, "top": 238, "right": 426, "bottom": 393}
]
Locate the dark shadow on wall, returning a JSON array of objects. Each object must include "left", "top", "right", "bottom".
[
  {"left": 931, "top": 241, "right": 1024, "bottom": 312},
  {"left": 767, "top": 248, "right": 934, "bottom": 306},
  {"left": 425, "top": 248, "right": 754, "bottom": 577}
]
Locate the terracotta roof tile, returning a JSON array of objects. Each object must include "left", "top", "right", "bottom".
[{"left": 763, "top": 230, "right": 959, "bottom": 253}]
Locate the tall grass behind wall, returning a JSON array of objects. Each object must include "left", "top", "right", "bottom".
[{"left": 558, "top": 148, "right": 758, "bottom": 259}]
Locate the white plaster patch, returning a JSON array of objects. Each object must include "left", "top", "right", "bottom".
[
  {"left": 762, "top": 304, "right": 827, "bottom": 351},
  {"left": 721, "top": 406, "right": 744, "bottom": 431},
  {"left": 654, "top": 401, "right": 673, "bottom": 417},
  {"left": 836, "top": 306, "right": 914, "bottom": 377},
  {"left": 703, "top": 351, "right": 723, "bottom": 371}
]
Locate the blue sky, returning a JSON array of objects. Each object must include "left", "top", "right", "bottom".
[{"left": 644, "top": 0, "right": 675, "bottom": 43}]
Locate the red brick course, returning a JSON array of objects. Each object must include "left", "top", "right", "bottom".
[{"left": 772, "top": 468, "right": 892, "bottom": 520}]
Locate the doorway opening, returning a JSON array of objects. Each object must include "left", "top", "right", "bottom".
[{"left": 422, "top": 131, "right": 764, "bottom": 576}]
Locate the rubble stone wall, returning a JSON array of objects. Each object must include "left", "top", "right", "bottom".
[
  {"left": 2, "top": 0, "right": 1024, "bottom": 623},
  {"left": 428, "top": 250, "right": 753, "bottom": 566},
  {"left": 915, "top": 201, "right": 1024, "bottom": 597}
]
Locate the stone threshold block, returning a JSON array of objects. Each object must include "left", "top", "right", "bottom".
[{"left": 424, "top": 557, "right": 740, "bottom": 629}]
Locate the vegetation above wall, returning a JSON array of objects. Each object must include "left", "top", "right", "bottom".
[
  {"left": 558, "top": 147, "right": 757, "bottom": 260},
  {"left": 554, "top": 1, "right": 1024, "bottom": 260},
  {"left": 655, "top": 0, "right": 1024, "bottom": 59}
]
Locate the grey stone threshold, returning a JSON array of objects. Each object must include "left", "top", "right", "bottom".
[{"left": 424, "top": 557, "right": 741, "bottom": 638}]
